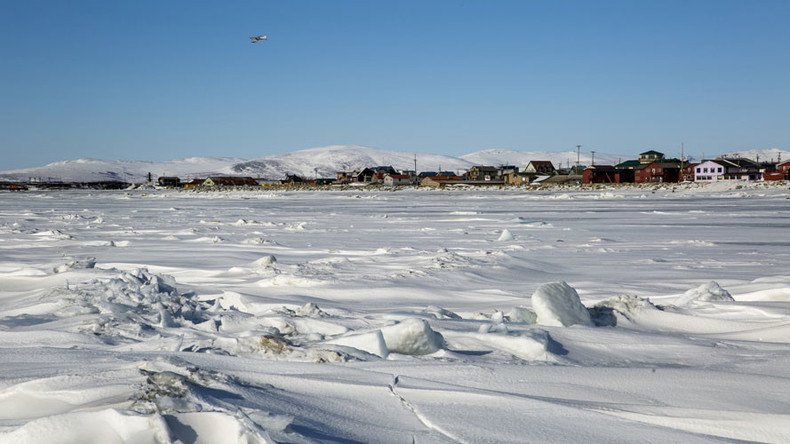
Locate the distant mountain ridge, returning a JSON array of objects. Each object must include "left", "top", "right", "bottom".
[{"left": 1, "top": 145, "right": 786, "bottom": 183}]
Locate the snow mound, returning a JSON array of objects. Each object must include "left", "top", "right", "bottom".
[
  {"left": 296, "top": 302, "right": 328, "bottom": 317},
  {"left": 497, "top": 229, "right": 514, "bottom": 241},
  {"left": 379, "top": 318, "right": 445, "bottom": 355},
  {"left": 443, "top": 329, "right": 556, "bottom": 362},
  {"left": 53, "top": 257, "right": 96, "bottom": 273},
  {"left": 326, "top": 330, "right": 389, "bottom": 358},
  {"left": 532, "top": 282, "right": 593, "bottom": 327},
  {"left": 251, "top": 254, "right": 277, "bottom": 268},
  {"left": 0, "top": 409, "right": 171, "bottom": 444},
  {"left": 589, "top": 295, "right": 658, "bottom": 326},
  {"left": 676, "top": 281, "right": 735, "bottom": 306}
]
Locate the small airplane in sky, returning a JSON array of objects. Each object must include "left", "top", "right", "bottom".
[{"left": 250, "top": 35, "right": 268, "bottom": 44}]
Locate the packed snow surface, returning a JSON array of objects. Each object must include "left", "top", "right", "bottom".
[{"left": 2, "top": 182, "right": 790, "bottom": 442}]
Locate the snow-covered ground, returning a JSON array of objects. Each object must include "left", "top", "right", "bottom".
[{"left": 1, "top": 183, "right": 790, "bottom": 443}]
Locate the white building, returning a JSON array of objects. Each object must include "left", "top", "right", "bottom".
[
  {"left": 383, "top": 174, "right": 413, "bottom": 187},
  {"left": 694, "top": 160, "right": 726, "bottom": 181}
]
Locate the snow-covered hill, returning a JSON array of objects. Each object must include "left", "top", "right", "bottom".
[
  {"left": 1, "top": 145, "right": 787, "bottom": 183},
  {"left": 461, "top": 148, "right": 623, "bottom": 169},
  {"left": 718, "top": 147, "right": 788, "bottom": 163},
  {"left": 230, "top": 145, "right": 474, "bottom": 178},
  {"left": 0, "top": 157, "right": 243, "bottom": 183}
]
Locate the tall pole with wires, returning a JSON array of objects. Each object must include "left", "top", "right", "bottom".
[
  {"left": 680, "top": 143, "right": 685, "bottom": 182},
  {"left": 576, "top": 145, "right": 581, "bottom": 174},
  {"left": 591, "top": 150, "right": 596, "bottom": 166}
]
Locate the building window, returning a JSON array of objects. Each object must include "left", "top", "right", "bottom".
[
  {"left": 717, "top": 167, "right": 722, "bottom": 173},
  {"left": 696, "top": 167, "right": 701, "bottom": 173}
]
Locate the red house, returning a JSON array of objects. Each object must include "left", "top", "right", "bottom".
[
  {"left": 582, "top": 165, "right": 617, "bottom": 184},
  {"left": 634, "top": 161, "right": 681, "bottom": 183}
]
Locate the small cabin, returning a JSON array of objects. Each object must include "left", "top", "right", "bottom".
[{"left": 157, "top": 177, "right": 181, "bottom": 187}]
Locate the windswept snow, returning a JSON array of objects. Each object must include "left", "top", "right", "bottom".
[{"left": 2, "top": 184, "right": 790, "bottom": 442}]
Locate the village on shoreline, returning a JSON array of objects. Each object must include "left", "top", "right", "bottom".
[{"left": 3, "top": 149, "right": 789, "bottom": 191}]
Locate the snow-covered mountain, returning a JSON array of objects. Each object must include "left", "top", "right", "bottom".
[
  {"left": 718, "top": 148, "right": 788, "bottom": 163},
  {"left": 0, "top": 157, "right": 244, "bottom": 183},
  {"left": 2, "top": 145, "right": 787, "bottom": 183},
  {"left": 461, "top": 148, "right": 623, "bottom": 169},
  {"left": 230, "top": 145, "right": 474, "bottom": 178}
]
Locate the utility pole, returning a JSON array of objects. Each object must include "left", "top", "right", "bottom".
[
  {"left": 591, "top": 150, "right": 596, "bottom": 166},
  {"left": 576, "top": 145, "right": 581, "bottom": 174},
  {"left": 680, "top": 143, "right": 685, "bottom": 182},
  {"left": 414, "top": 153, "right": 417, "bottom": 174}
]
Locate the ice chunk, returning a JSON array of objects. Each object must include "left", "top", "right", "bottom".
[
  {"left": 507, "top": 307, "right": 537, "bottom": 324},
  {"left": 252, "top": 255, "right": 277, "bottom": 268},
  {"left": 423, "top": 305, "right": 462, "bottom": 320},
  {"left": 296, "top": 302, "right": 327, "bottom": 317},
  {"left": 327, "top": 330, "right": 388, "bottom": 358},
  {"left": 589, "top": 294, "right": 657, "bottom": 326},
  {"left": 379, "top": 318, "right": 444, "bottom": 355},
  {"left": 676, "top": 281, "right": 735, "bottom": 306},
  {"left": 53, "top": 257, "right": 96, "bottom": 273},
  {"left": 532, "top": 282, "right": 593, "bottom": 327},
  {"left": 497, "top": 229, "right": 514, "bottom": 241}
]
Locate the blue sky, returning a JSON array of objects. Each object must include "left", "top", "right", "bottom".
[{"left": 1, "top": 0, "right": 789, "bottom": 168}]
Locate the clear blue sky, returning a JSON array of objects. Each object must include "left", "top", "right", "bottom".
[{"left": 2, "top": 0, "right": 789, "bottom": 168}]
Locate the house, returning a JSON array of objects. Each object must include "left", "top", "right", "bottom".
[
  {"left": 696, "top": 157, "right": 761, "bottom": 181},
  {"left": 383, "top": 174, "right": 413, "bottom": 187},
  {"left": 466, "top": 166, "right": 499, "bottom": 181},
  {"left": 281, "top": 175, "right": 308, "bottom": 185},
  {"left": 614, "top": 160, "right": 641, "bottom": 183},
  {"left": 183, "top": 178, "right": 205, "bottom": 189},
  {"left": 763, "top": 171, "right": 785, "bottom": 181},
  {"left": 582, "top": 165, "right": 617, "bottom": 184},
  {"left": 498, "top": 165, "right": 519, "bottom": 175},
  {"left": 157, "top": 177, "right": 181, "bottom": 187},
  {"left": 201, "top": 176, "right": 259, "bottom": 188},
  {"left": 419, "top": 175, "right": 463, "bottom": 188},
  {"left": 335, "top": 171, "right": 354, "bottom": 184},
  {"left": 639, "top": 150, "right": 665, "bottom": 164},
  {"left": 634, "top": 160, "right": 681, "bottom": 183},
  {"left": 776, "top": 161, "right": 790, "bottom": 180},
  {"left": 681, "top": 162, "right": 698, "bottom": 182},
  {"left": 719, "top": 158, "right": 761, "bottom": 180},
  {"left": 502, "top": 171, "right": 531, "bottom": 186},
  {"left": 355, "top": 168, "right": 376, "bottom": 183},
  {"left": 694, "top": 160, "right": 727, "bottom": 181},
  {"left": 523, "top": 161, "right": 556, "bottom": 175}
]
